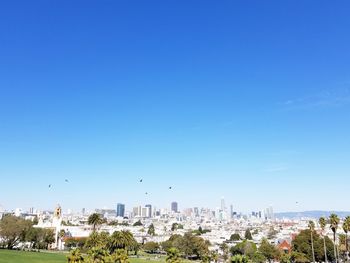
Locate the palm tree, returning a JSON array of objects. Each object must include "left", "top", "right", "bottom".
[
  {"left": 319, "top": 217, "right": 328, "bottom": 263},
  {"left": 166, "top": 247, "right": 182, "bottom": 263},
  {"left": 330, "top": 213, "right": 340, "bottom": 263},
  {"left": 87, "top": 247, "right": 109, "bottom": 262},
  {"left": 88, "top": 213, "right": 103, "bottom": 232},
  {"left": 110, "top": 230, "right": 137, "bottom": 253},
  {"left": 343, "top": 216, "right": 350, "bottom": 261},
  {"left": 67, "top": 248, "right": 84, "bottom": 263},
  {"left": 110, "top": 249, "right": 130, "bottom": 263},
  {"left": 308, "top": 221, "right": 316, "bottom": 262},
  {"left": 230, "top": 255, "right": 249, "bottom": 263}
]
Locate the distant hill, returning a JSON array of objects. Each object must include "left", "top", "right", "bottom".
[{"left": 275, "top": 211, "right": 350, "bottom": 219}]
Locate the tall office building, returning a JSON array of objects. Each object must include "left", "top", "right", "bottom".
[
  {"left": 264, "top": 206, "right": 275, "bottom": 221},
  {"left": 171, "top": 202, "right": 178, "bottom": 213},
  {"left": 116, "top": 203, "right": 125, "bottom": 217},
  {"left": 133, "top": 206, "right": 142, "bottom": 217},
  {"left": 133, "top": 205, "right": 151, "bottom": 218},
  {"left": 230, "top": 204, "right": 234, "bottom": 219},
  {"left": 141, "top": 206, "right": 150, "bottom": 218},
  {"left": 193, "top": 207, "right": 199, "bottom": 217},
  {"left": 221, "top": 196, "right": 225, "bottom": 211},
  {"left": 145, "top": 204, "right": 152, "bottom": 218}
]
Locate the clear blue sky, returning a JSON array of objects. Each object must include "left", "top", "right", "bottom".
[{"left": 1, "top": 1, "right": 350, "bottom": 213}]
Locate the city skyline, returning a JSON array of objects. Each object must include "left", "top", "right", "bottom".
[{"left": 1, "top": 1, "right": 350, "bottom": 212}]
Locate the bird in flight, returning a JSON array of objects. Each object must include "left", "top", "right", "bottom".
[
  {"left": 169, "top": 186, "right": 172, "bottom": 190},
  {"left": 65, "top": 179, "right": 69, "bottom": 183},
  {"left": 48, "top": 184, "right": 52, "bottom": 188},
  {"left": 145, "top": 192, "right": 148, "bottom": 195},
  {"left": 139, "top": 179, "right": 143, "bottom": 183}
]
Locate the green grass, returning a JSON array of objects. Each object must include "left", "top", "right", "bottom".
[
  {"left": 0, "top": 249, "right": 67, "bottom": 263},
  {"left": 0, "top": 249, "right": 165, "bottom": 263}
]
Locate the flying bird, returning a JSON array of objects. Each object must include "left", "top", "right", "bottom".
[
  {"left": 169, "top": 186, "right": 172, "bottom": 190},
  {"left": 145, "top": 192, "right": 148, "bottom": 195},
  {"left": 139, "top": 179, "right": 143, "bottom": 183},
  {"left": 48, "top": 184, "right": 52, "bottom": 188},
  {"left": 65, "top": 179, "right": 69, "bottom": 183}
]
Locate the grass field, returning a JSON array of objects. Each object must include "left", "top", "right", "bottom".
[
  {"left": 0, "top": 249, "right": 67, "bottom": 263},
  {"left": 0, "top": 249, "right": 165, "bottom": 263}
]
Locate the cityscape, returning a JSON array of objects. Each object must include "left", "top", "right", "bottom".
[{"left": 1, "top": 198, "right": 350, "bottom": 262}]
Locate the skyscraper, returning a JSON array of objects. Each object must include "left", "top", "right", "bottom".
[
  {"left": 116, "top": 203, "right": 125, "bottom": 217},
  {"left": 230, "top": 204, "right": 234, "bottom": 219},
  {"left": 145, "top": 204, "right": 152, "bottom": 218},
  {"left": 220, "top": 196, "right": 225, "bottom": 211},
  {"left": 171, "top": 202, "right": 178, "bottom": 213},
  {"left": 194, "top": 207, "right": 199, "bottom": 217}
]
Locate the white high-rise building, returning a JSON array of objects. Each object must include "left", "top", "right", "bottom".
[
  {"left": 133, "top": 205, "right": 151, "bottom": 218},
  {"left": 264, "top": 206, "right": 275, "bottom": 221},
  {"left": 220, "top": 196, "right": 225, "bottom": 211}
]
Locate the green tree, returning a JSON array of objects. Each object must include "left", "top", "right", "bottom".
[
  {"left": 230, "top": 240, "right": 257, "bottom": 258},
  {"left": 25, "top": 227, "right": 55, "bottom": 249},
  {"left": 67, "top": 248, "right": 84, "bottom": 263},
  {"left": 338, "top": 234, "right": 347, "bottom": 261},
  {"left": 88, "top": 213, "right": 103, "bottom": 232},
  {"left": 230, "top": 233, "right": 241, "bottom": 242},
  {"left": 143, "top": 241, "right": 159, "bottom": 253},
  {"left": 267, "top": 226, "right": 278, "bottom": 240},
  {"left": 86, "top": 247, "right": 109, "bottom": 262},
  {"left": 179, "top": 232, "right": 210, "bottom": 259},
  {"left": 25, "top": 227, "right": 42, "bottom": 249},
  {"left": 308, "top": 221, "right": 316, "bottom": 262},
  {"left": 147, "top": 223, "right": 155, "bottom": 236},
  {"left": 258, "top": 238, "right": 279, "bottom": 262},
  {"left": 319, "top": 217, "right": 328, "bottom": 263},
  {"left": 85, "top": 231, "right": 110, "bottom": 250},
  {"left": 292, "top": 229, "right": 335, "bottom": 262},
  {"left": 162, "top": 234, "right": 183, "bottom": 252},
  {"left": 0, "top": 214, "right": 32, "bottom": 249},
  {"left": 290, "top": 251, "right": 309, "bottom": 263},
  {"left": 244, "top": 229, "right": 252, "bottom": 240},
  {"left": 280, "top": 253, "right": 291, "bottom": 263},
  {"left": 133, "top": 220, "right": 143, "bottom": 227},
  {"left": 166, "top": 247, "right": 182, "bottom": 263},
  {"left": 42, "top": 228, "right": 55, "bottom": 249},
  {"left": 198, "top": 226, "right": 203, "bottom": 233},
  {"left": 171, "top": 223, "right": 178, "bottom": 231},
  {"left": 109, "top": 249, "right": 130, "bottom": 263},
  {"left": 230, "top": 254, "right": 249, "bottom": 263},
  {"left": 251, "top": 252, "right": 266, "bottom": 263},
  {"left": 329, "top": 213, "right": 340, "bottom": 263},
  {"left": 109, "top": 230, "right": 137, "bottom": 253}
]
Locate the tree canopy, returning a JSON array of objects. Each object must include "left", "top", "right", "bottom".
[{"left": 292, "top": 229, "right": 335, "bottom": 262}]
